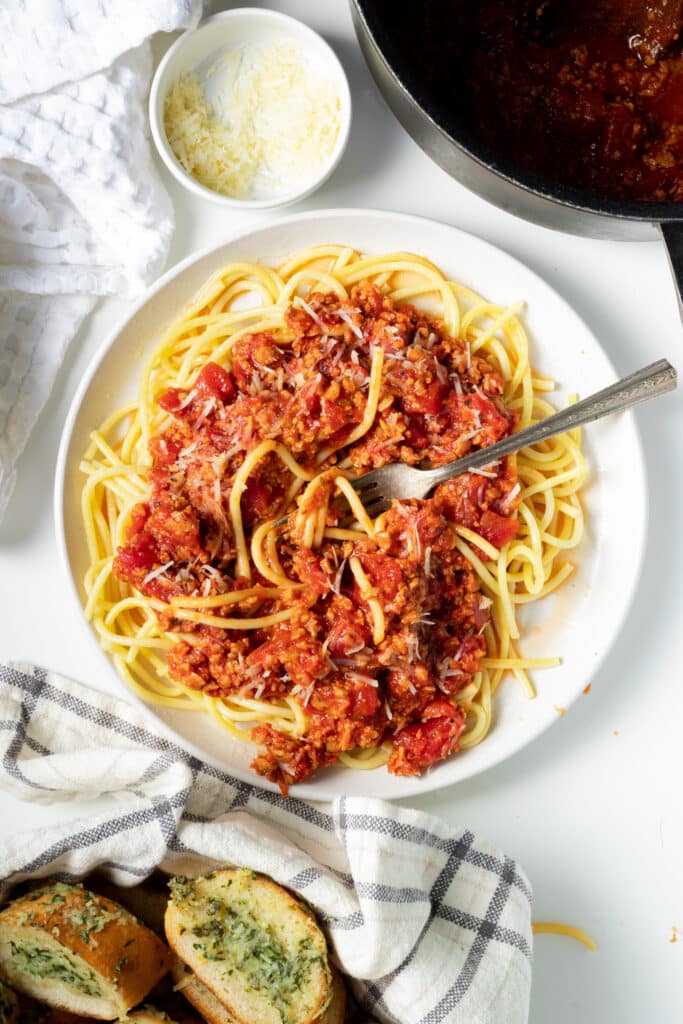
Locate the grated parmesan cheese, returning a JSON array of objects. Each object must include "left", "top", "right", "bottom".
[
  {"left": 164, "top": 41, "right": 341, "bottom": 200},
  {"left": 294, "top": 296, "right": 328, "bottom": 332},
  {"left": 143, "top": 560, "right": 174, "bottom": 585},
  {"left": 338, "top": 308, "right": 364, "bottom": 340}
]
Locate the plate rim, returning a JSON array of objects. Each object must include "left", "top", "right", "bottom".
[{"left": 54, "top": 206, "right": 648, "bottom": 800}]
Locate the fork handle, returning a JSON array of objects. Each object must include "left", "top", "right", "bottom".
[{"left": 420, "top": 358, "right": 677, "bottom": 488}]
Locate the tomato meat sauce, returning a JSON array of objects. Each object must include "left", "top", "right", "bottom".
[
  {"left": 113, "top": 284, "right": 520, "bottom": 793},
  {"left": 470, "top": 0, "right": 683, "bottom": 201},
  {"left": 375, "top": 0, "right": 683, "bottom": 202}
]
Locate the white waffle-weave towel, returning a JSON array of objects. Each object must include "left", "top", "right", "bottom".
[
  {"left": 0, "top": 0, "right": 202, "bottom": 521},
  {"left": 0, "top": 663, "right": 533, "bottom": 1024}
]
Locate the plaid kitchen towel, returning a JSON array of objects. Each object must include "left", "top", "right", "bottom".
[{"left": 0, "top": 664, "right": 532, "bottom": 1024}]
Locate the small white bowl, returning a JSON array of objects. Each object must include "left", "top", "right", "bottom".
[{"left": 149, "top": 8, "right": 352, "bottom": 210}]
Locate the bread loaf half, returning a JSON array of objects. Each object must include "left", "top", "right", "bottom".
[
  {"left": 165, "top": 870, "right": 332, "bottom": 1024},
  {"left": 170, "top": 956, "right": 345, "bottom": 1024},
  {"left": 0, "top": 882, "right": 170, "bottom": 1019}
]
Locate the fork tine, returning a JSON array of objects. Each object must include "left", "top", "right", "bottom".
[
  {"left": 274, "top": 473, "right": 388, "bottom": 534},
  {"left": 363, "top": 498, "right": 391, "bottom": 521},
  {"left": 347, "top": 470, "right": 381, "bottom": 494},
  {"left": 350, "top": 481, "right": 380, "bottom": 502}
]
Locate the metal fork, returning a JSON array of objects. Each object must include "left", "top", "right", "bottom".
[{"left": 341, "top": 358, "right": 677, "bottom": 523}]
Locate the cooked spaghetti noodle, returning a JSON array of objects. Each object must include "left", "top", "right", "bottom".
[
  {"left": 532, "top": 922, "right": 597, "bottom": 951},
  {"left": 80, "top": 245, "right": 586, "bottom": 792}
]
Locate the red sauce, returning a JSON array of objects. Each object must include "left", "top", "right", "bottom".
[
  {"left": 372, "top": 0, "right": 683, "bottom": 202},
  {"left": 471, "top": 1, "right": 683, "bottom": 201},
  {"left": 113, "top": 285, "right": 520, "bottom": 793}
]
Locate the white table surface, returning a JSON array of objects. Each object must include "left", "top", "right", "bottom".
[{"left": 1, "top": 2, "right": 682, "bottom": 1020}]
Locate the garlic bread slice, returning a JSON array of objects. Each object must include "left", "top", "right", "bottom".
[
  {"left": 0, "top": 882, "right": 170, "bottom": 1019},
  {"left": 165, "top": 870, "right": 331, "bottom": 1024},
  {"left": 171, "top": 956, "right": 344, "bottom": 1024}
]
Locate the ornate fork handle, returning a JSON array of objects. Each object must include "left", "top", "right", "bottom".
[{"left": 418, "top": 358, "right": 677, "bottom": 491}]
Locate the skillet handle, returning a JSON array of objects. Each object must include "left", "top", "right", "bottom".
[{"left": 660, "top": 222, "right": 683, "bottom": 323}]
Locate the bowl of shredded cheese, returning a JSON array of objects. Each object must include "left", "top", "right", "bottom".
[{"left": 149, "top": 8, "right": 351, "bottom": 208}]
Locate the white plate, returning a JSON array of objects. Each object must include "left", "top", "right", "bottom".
[{"left": 55, "top": 209, "right": 646, "bottom": 801}]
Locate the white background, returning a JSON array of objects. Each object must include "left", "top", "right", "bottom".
[{"left": 1, "top": 2, "right": 682, "bottom": 1021}]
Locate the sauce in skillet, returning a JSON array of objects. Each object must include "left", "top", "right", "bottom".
[{"left": 372, "top": 0, "right": 683, "bottom": 202}]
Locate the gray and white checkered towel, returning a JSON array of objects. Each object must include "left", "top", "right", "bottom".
[{"left": 0, "top": 664, "right": 532, "bottom": 1024}]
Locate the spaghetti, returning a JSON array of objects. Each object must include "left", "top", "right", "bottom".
[
  {"left": 532, "top": 922, "right": 597, "bottom": 952},
  {"left": 80, "top": 246, "right": 586, "bottom": 792}
]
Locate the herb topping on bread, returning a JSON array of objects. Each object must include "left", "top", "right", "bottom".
[{"left": 165, "top": 870, "right": 331, "bottom": 1024}]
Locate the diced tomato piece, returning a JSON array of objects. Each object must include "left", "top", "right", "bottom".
[
  {"left": 422, "top": 697, "right": 462, "bottom": 721},
  {"left": 158, "top": 387, "right": 189, "bottom": 416},
  {"left": 149, "top": 435, "right": 182, "bottom": 467},
  {"left": 128, "top": 503, "right": 150, "bottom": 536},
  {"left": 326, "top": 613, "right": 371, "bottom": 657},
  {"left": 246, "top": 635, "right": 286, "bottom": 668},
  {"left": 403, "top": 381, "right": 449, "bottom": 416},
  {"left": 320, "top": 398, "right": 351, "bottom": 434},
  {"left": 241, "top": 475, "right": 272, "bottom": 525},
  {"left": 471, "top": 390, "right": 510, "bottom": 435},
  {"left": 405, "top": 416, "right": 430, "bottom": 450},
  {"left": 388, "top": 699, "right": 466, "bottom": 775},
  {"left": 350, "top": 681, "right": 380, "bottom": 718},
  {"left": 195, "top": 362, "right": 236, "bottom": 404},
  {"left": 248, "top": 627, "right": 329, "bottom": 689},
  {"left": 479, "top": 510, "right": 518, "bottom": 548},
  {"left": 115, "top": 532, "right": 159, "bottom": 576},
  {"left": 158, "top": 365, "right": 235, "bottom": 418},
  {"left": 355, "top": 553, "right": 403, "bottom": 602}
]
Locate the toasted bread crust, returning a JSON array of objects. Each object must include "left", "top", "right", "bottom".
[
  {"left": 0, "top": 883, "right": 170, "bottom": 1017},
  {"left": 165, "top": 870, "right": 331, "bottom": 1024},
  {"left": 171, "top": 959, "right": 346, "bottom": 1024},
  {"left": 171, "top": 957, "right": 241, "bottom": 1024},
  {"left": 320, "top": 972, "right": 345, "bottom": 1024}
]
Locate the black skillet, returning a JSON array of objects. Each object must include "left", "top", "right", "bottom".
[{"left": 350, "top": 0, "right": 683, "bottom": 317}]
